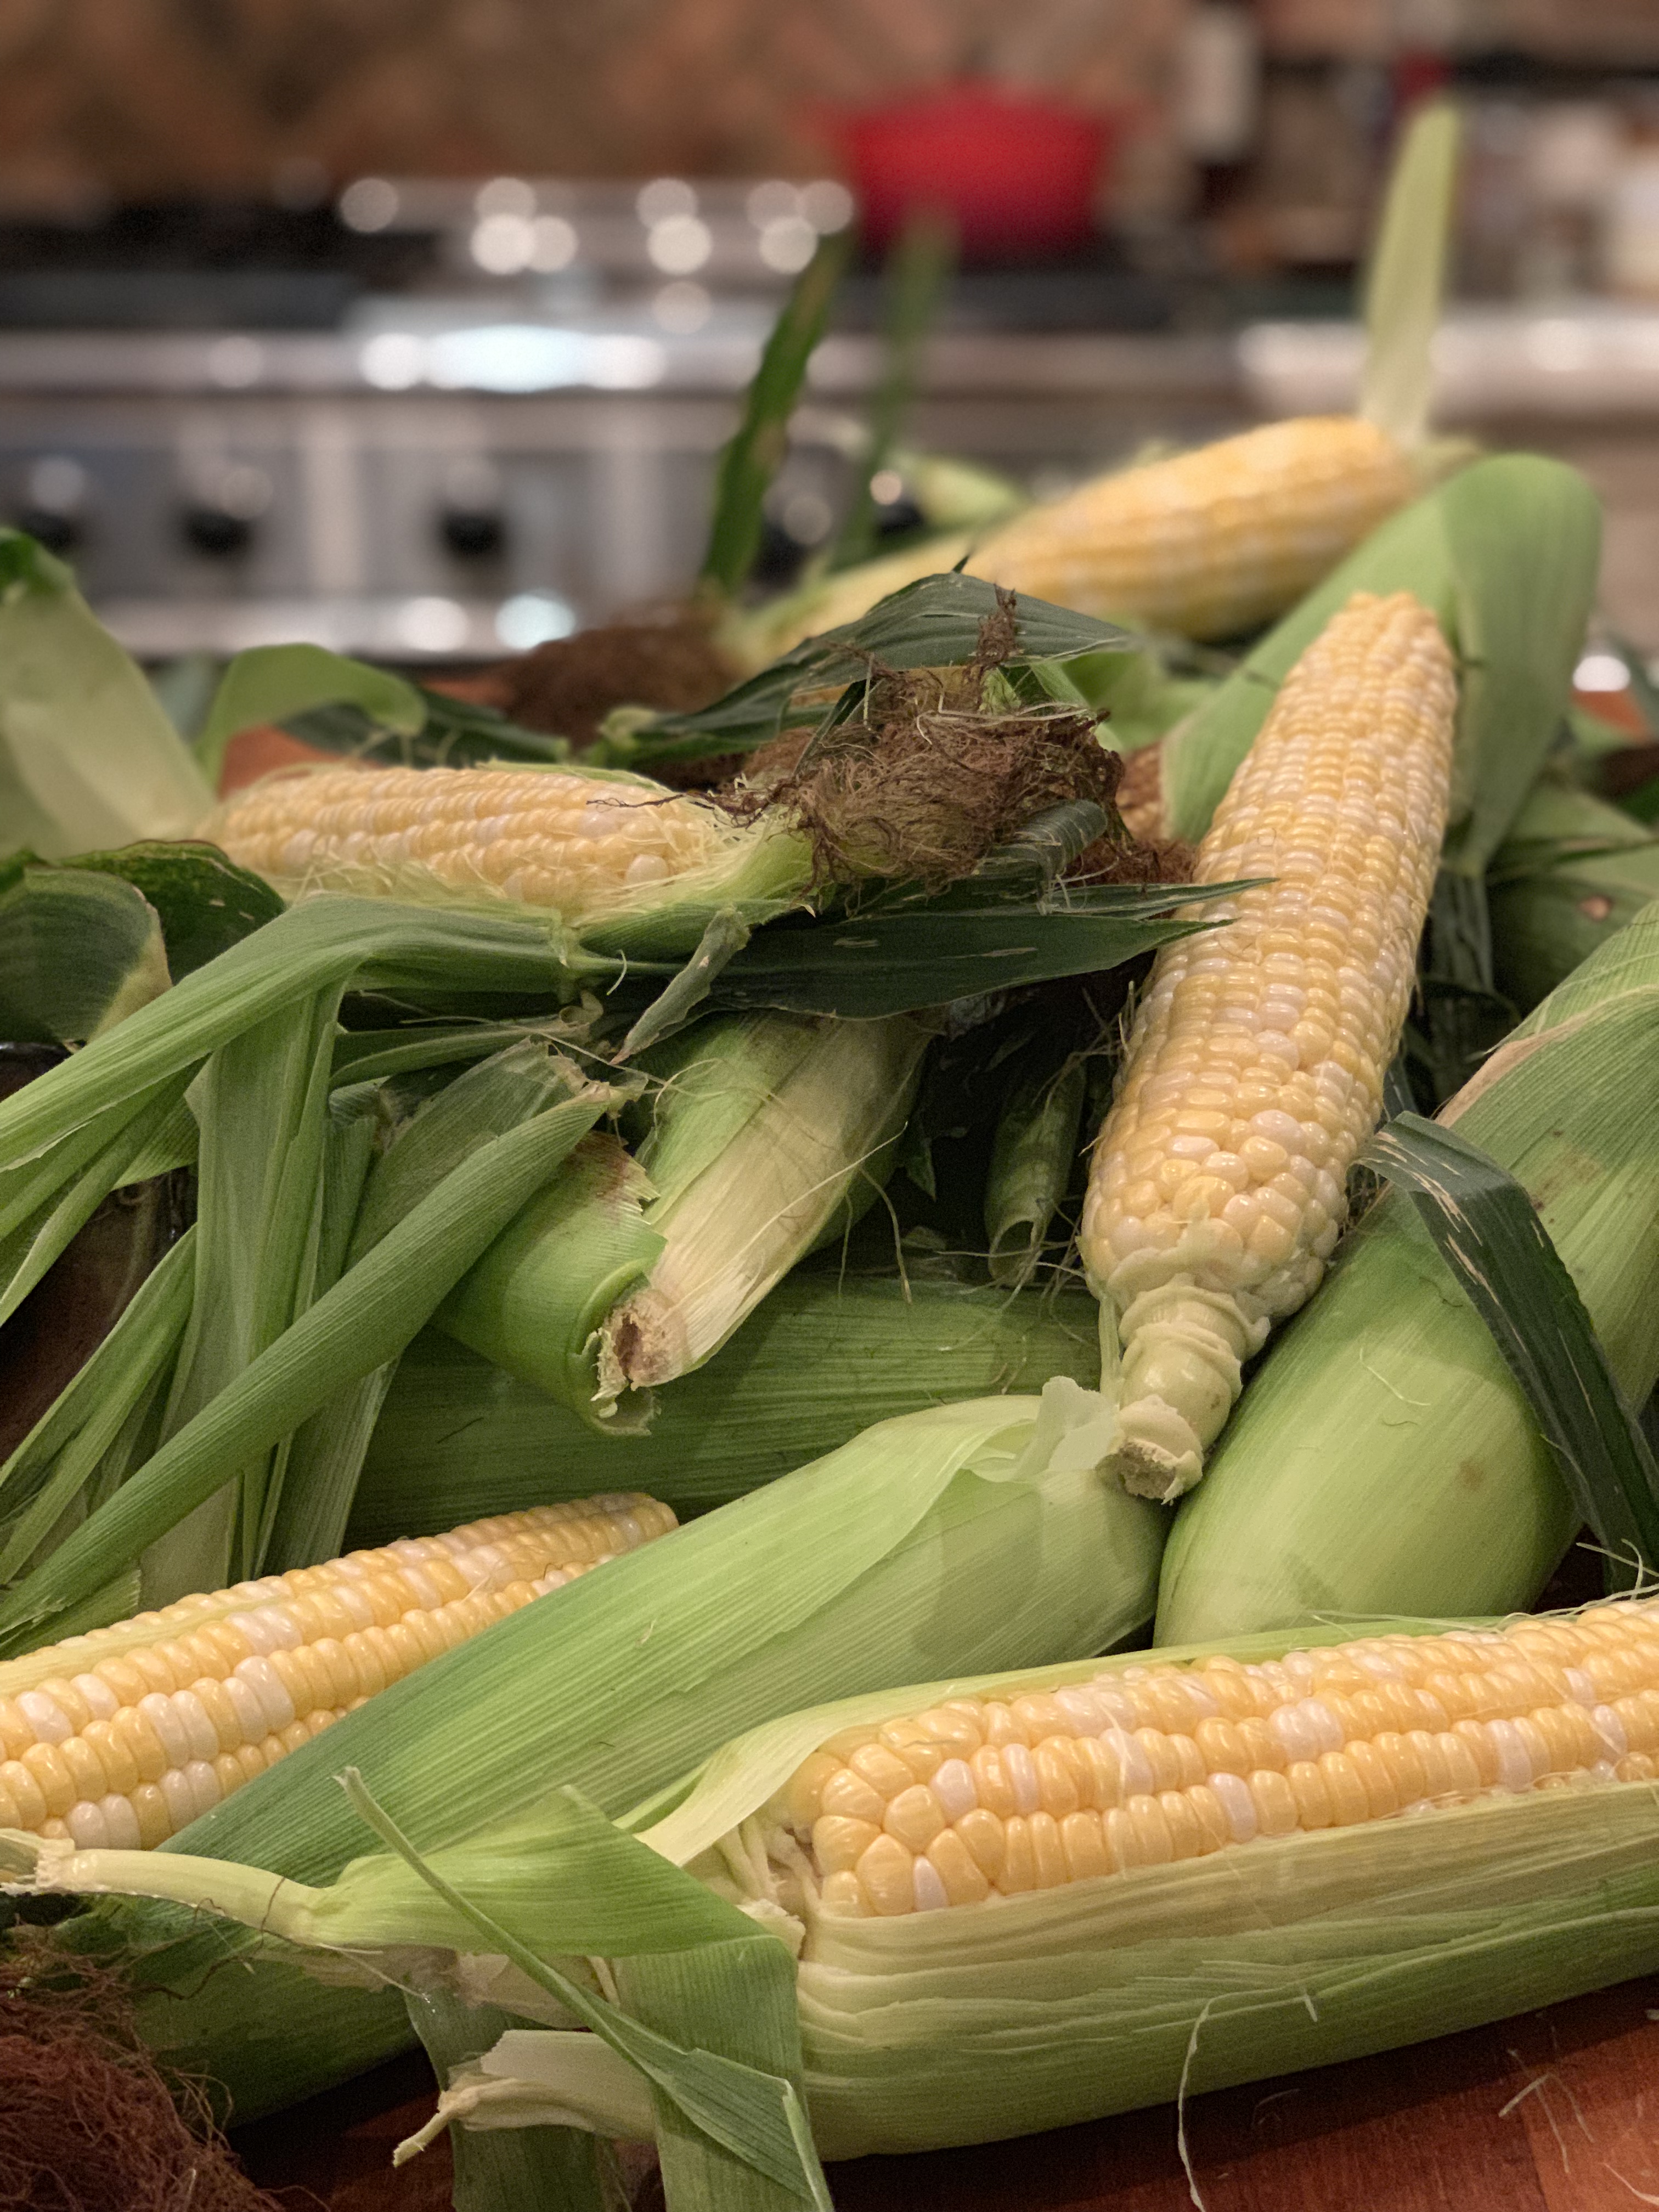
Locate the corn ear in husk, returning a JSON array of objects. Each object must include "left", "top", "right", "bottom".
[
  {"left": 441, "top": 1012, "right": 931, "bottom": 1429},
  {"left": 351, "top": 1277, "right": 1101, "bottom": 1542},
  {"left": 37, "top": 1617, "right": 1659, "bottom": 2178},
  {"left": 1487, "top": 776, "right": 1659, "bottom": 1012},
  {"left": 1155, "top": 901, "right": 1659, "bottom": 1642}
]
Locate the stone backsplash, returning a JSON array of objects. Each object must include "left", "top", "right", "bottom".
[{"left": 0, "top": 0, "right": 1187, "bottom": 212}]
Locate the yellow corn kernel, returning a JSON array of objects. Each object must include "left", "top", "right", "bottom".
[
  {"left": 855, "top": 1833, "right": 917, "bottom": 1916},
  {"left": 883, "top": 1786, "right": 946, "bottom": 1853},
  {"left": 1059, "top": 1810, "right": 1111, "bottom": 1884},
  {"left": 926, "top": 1829, "right": 992, "bottom": 1907},
  {"left": 955, "top": 1809, "right": 1007, "bottom": 1883},
  {"left": 845, "top": 1742, "right": 914, "bottom": 1802},
  {"left": 1034, "top": 1741, "right": 1082, "bottom": 1820},
  {"left": 1001, "top": 1818, "right": 1037, "bottom": 1893},
  {"left": 1028, "top": 1812, "right": 1069, "bottom": 1889},
  {"left": 813, "top": 1817, "right": 882, "bottom": 1875},
  {"left": 130, "top": 1784, "right": 170, "bottom": 1848}
]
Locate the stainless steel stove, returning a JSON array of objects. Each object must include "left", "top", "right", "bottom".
[
  {"left": 0, "top": 315, "right": 1247, "bottom": 662},
  {"left": 4, "top": 178, "right": 1657, "bottom": 661},
  {"left": 0, "top": 179, "right": 1248, "bottom": 662}
]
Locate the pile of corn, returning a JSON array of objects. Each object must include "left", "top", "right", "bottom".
[{"left": 9, "top": 100, "right": 1659, "bottom": 2212}]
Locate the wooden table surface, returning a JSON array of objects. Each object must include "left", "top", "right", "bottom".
[{"left": 234, "top": 1970, "right": 1659, "bottom": 2211}]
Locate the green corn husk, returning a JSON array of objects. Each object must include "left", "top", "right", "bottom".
[
  {"left": 1487, "top": 776, "right": 1659, "bottom": 1012},
  {"left": 441, "top": 1012, "right": 932, "bottom": 1429},
  {"left": 984, "top": 1059, "right": 1087, "bottom": 1286},
  {"left": 40, "top": 1614, "right": 1659, "bottom": 2182},
  {"left": 0, "top": 1074, "right": 617, "bottom": 1652},
  {"left": 3, "top": 1778, "right": 831, "bottom": 2209},
  {"left": 0, "top": 531, "right": 213, "bottom": 856},
  {"left": 0, "top": 861, "right": 172, "bottom": 1046},
  {"left": 350, "top": 1277, "right": 1101, "bottom": 1543},
  {"left": 1155, "top": 902, "right": 1659, "bottom": 1643},
  {"left": 66, "top": 1380, "right": 1163, "bottom": 2119}
]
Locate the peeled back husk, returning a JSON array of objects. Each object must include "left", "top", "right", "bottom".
[
  {"left": 349, "top": 1277, "right": 1102, "bottom": 1542},
  {"left": 439, "top": 1012, "right": 932, "bottom": 1430},
  {"left": 1155, "top": 901, "right": 1659, "bottom": 1643},
  {"left": 70, "top": 1380, "right": 1165, "bottom": 2118}
]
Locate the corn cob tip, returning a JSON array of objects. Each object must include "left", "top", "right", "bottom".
[{"left": 1107, "top": 1286, "right": 1268, "bottom": 1500}]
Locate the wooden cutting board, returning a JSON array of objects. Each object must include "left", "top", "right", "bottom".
[{"left": 234, "top": 1969, "right": 1659, "bottom": 2211}]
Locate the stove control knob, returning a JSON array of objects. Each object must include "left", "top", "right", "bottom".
[
  {"left": 178, "top": 463, "right": 270, "bottom": 558},
  {"left": 437, "top": 457, "right": 506, "bottom": 559},
  {"left": 181, "top": 503, "right": 255, "bottom": 556},
  {"left": 14, "top": 455, "right": 90, "bottom": 554},
  {"left": 438, "top": 501, "right": 507, "bottom": 558}
]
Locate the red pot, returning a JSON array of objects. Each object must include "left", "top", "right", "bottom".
[{"left": 822, "top": 83, "right": 1113, "bottom": 261}]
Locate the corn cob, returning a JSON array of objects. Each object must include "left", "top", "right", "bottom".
[
  {"left": 977, "top": 417, "right": 1419, "bottom": 641},
  {"left": 205, "top": 763, "right": 805, "bottom": 936},
  {"left": 761, "top": 1609, "right": 1651, "bottom": 1920},
  {"left": 731, "top": 419, "right": 1422, "bottom": 670},
  {"left": 443, "top": 1014, "right": 932, "bottom": 1427},
  {"left": 0, "top": 1495, "right": 673, "bottom": 1850},
  {"left": 1081, "top": 590, "right": 1456, "bottom": 1499}
]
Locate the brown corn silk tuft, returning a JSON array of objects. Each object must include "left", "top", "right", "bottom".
[
  {"left": 724, "top": 599, "right": 1132, "bottom": 892},
  {"left": 0, "top": 1942, "right": 281, "bottom": 2212}
]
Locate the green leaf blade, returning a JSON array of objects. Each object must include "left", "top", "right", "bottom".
[{"left": 700, "top": 233, "right": 851, "bottom": 600}]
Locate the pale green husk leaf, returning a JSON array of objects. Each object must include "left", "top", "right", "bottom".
[{"left": 350, "top": 1278, "right": 1101, "bottom": 1542}]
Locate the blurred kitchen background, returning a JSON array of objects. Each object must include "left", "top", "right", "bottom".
[{"left": 4, "top": 0, "right": 1659, "bottom": 670}]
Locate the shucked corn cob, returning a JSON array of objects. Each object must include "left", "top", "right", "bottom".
[
  {"left": 0, "top": 1495, "right": 673, "bottom": 1850},
  {"left": 731, "top": 417, "right": 1423, "bottom": 668},
  {"left": 205, "top": 763, "right": 802, "bottom": 932},
  {"left": 1081, "top": 590, "right": 1455, "bottom": 1499},
  {"left": 974, "top": 415, "right": 1419, "bottom": 643},
  {"left": 760, "top": 1606, "right": 1653, "bottom": 1921}
]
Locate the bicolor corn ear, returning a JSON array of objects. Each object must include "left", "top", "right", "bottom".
[
  {"left": 0, "top": 1497, "right": 674, "bottom": 1849},
  {"left": 1084, "top": 592, "right": 1457, "bottom": 1498}
]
